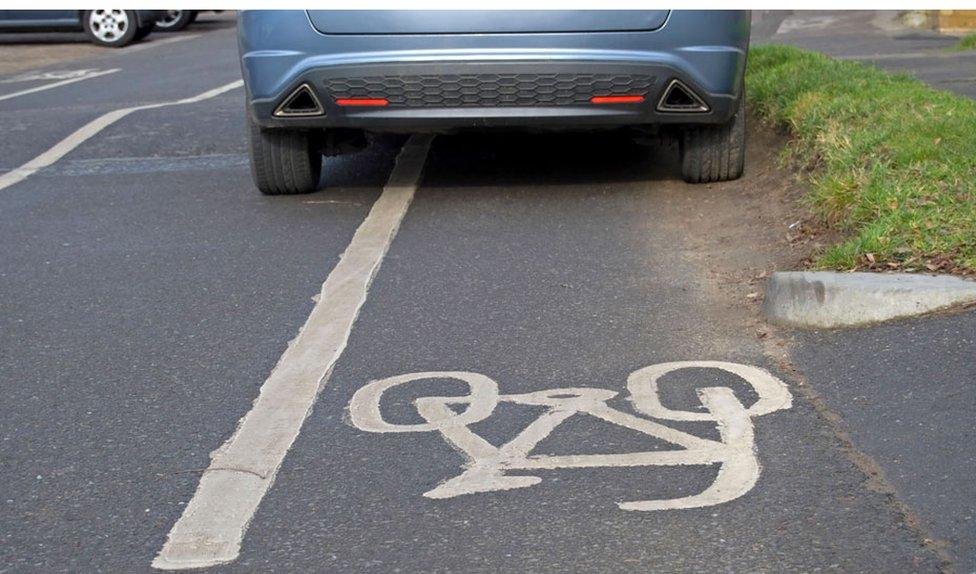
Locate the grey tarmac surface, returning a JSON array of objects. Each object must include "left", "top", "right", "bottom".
[
  {"left": 792, "top": 312, "right": 976, "bottom": 574},
  {"left": 0, "top": 12, "right": 966, "bottom": 574},
  {"left": 0, "top": 16, "right": 240, "bottom": 172},
  {"left": 0, "top": 12, "right": 234, "bottom": 76},
  {"left": 226, "top": 133, "right": 936, "bottom": 573}
]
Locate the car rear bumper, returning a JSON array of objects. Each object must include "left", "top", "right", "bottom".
[
  {"left": 239, "top": 10, "right": 749, "bottom": 131},
  {"left": 247, "top": 60, "right": 739, "bottom": 131}
]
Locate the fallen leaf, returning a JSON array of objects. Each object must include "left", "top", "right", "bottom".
[{"left": 866, "top": 253, "right": 876, "bottom": 264}]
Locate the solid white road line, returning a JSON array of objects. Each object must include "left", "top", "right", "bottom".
[
  {"left": 0, "top": 79, "right": 242, "bottom": 192},
  {"left": 152, "top": 134, "right": 434, "bottom": 571},
  {"left": 123, "top": 33, "right": 202, "bottom": 54},
  {"left": 0, "top": 68, "right": 120, "bottom": 103}
]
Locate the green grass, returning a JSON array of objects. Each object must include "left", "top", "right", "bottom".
[
  {"left": 952, "top": 33, "right": 976, "bottom": 51},
  {"left": 746, "top": 45, "right": 976, "bottom": 273}
]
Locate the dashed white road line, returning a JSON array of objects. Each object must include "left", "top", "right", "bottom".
[
  {"left": 0, "top": 68, "right": 119, "bottom": 103},
  {"left": 0, "top": 79, "right": 242, "bottom": 192},
  {"left": 152, "top": 134, "right": 434, "bottom": 571}
]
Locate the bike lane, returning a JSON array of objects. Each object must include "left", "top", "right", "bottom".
[{"left": 217, "top": 132, "right": 939, "bottom": 572}]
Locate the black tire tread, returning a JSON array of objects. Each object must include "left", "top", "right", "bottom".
[
  {"left": 247, "top": 115, "right": 322, "bottom": 195},
  {"left": 680, "top": 96, "right": 746, "bottom": 184}
]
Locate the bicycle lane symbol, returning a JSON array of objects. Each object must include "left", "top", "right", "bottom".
[{"left": 348, "top": 361, "right": 792, "bottom": 511}]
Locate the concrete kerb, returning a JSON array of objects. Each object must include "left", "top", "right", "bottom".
[{"left": 762, "top": 271, "right": 976, "bottom": 329}]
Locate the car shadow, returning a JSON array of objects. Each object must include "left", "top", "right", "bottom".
[
  {"left": 180, "top": 14, "right": 236, "bottom": 32},
  {"left": 422, "top": 130, "right": 681, "bottom": 190}
]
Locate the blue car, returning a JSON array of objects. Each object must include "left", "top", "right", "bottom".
[{"left": 238, "top": 10, "right": 750, "bottom": 194}]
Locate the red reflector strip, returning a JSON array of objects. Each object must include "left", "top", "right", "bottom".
[
  {"left": 335, "top": 98, "right": 389, "bottom": 107},
  {"left": 590, "top": 95, "right": 646, "bottom": 104}
]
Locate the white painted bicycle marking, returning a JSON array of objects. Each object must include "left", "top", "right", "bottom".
[
  {"left": 1, "top": 69, "right": 102, "bottom": 83},
  {"left": 349, "top": 361, "right": 792, "bottom": 510},
  {"left": 0, "top": 68, "right": 119, "bottom": 102}
]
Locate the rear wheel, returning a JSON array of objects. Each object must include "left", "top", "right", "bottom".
[
  {"left": 247, "top": 114, "right": 322, "bottom": 195},
  {"left": 82, "top": 10, "right": 140, "bottom": 47},
  {"left": 156, "top": 10, "right": 197, "bottom": 32},
  {"left": 679, "top": 95, "right": 746, "bottom": 183}
]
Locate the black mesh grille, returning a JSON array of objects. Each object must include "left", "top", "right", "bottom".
[{"left": 324, "top": 73, "right": 655, "bottom": 107}]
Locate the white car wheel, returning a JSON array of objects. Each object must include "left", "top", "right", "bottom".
[{"left": 83, "top": 10, "right": 139, "bottom": 47}]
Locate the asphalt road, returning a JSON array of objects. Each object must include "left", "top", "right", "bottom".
[
  {"left": 793, "top": 312, "right": 976, "bottom": 574},
  {"left": 0, "top": 15, "right": 970, "bottom": 573}
]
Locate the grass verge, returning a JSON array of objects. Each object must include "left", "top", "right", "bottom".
[
  {"left": 746, "top": 45, "right": 976, "bottom": 274},
  {"left": 952, "top": 33, "right": 976, "bottom": 51}
]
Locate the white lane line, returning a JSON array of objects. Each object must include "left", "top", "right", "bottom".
[
  {"left": 0, "top": 79, "right": 242, "bottom": 192},
  {"left": 122, "top": 33, "right": 202, "bottom": 54},
  {"left": 152, "top": 134, "right": 434, "bottom": 571},
  {"left": 0, "top": 68, "right": 119, "bottom": 103}
]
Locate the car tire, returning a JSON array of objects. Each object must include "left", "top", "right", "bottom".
[
  {"left": 679, "top": 95, "right": 746, "bottom": 183},
  {"left": 247, "top": 114, "right": 323, "bottom": 195},
  {"left": 82, "top": 10, "right": 140, "bottom": 47},
  {"left": 133, "top": 22, "right": 155, "bottom": 41},
  {"left": 156, "top": 10, "right": 197, "bottom": 32}
]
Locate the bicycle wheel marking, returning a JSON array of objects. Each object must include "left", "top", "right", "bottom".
[{"left": 348, "top": 361, "right": 792, "bottom": 510}]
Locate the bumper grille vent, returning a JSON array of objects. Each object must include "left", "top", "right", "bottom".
[{"left": 324, "top": 73, "right": 655, "bottom": 108}]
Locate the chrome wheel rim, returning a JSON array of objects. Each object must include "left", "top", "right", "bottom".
[
  {"left": 89, "top": 9, "right": 129, "bottom": 43},
  {"left": 157, "top": 10, "right": 183, "bottom": 29}
]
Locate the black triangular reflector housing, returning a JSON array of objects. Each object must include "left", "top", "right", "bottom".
[
  {"left": 657, "top": 79, "right": 709, "bottom": 113},
  {"left": 273, "top": 84, "right": 324, "bottom": 117}
]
